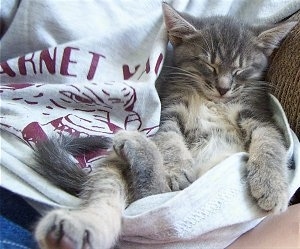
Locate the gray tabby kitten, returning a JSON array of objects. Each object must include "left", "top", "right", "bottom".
[{"left": 33, "top": 3, "right": 297, "bottom": 249}]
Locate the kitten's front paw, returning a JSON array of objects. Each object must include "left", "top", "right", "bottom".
[
  {"left": 35, "top": 209, "right": 120, "bottom": 249},
  {"left": 167, "top": 160, "right": 196, "bottom": 191},
  {"left": 247, "top": 165, "right": 289, "bottom": 213},
  {"left": 112, "top": 130, "right": 168, "bottom": 197},
  {"left": 113, "top": 130, "right": 147, "bottom": 159}
]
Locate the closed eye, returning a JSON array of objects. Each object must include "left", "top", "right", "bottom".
[
  {"left": 203, "top": 62, "right": 216, "bottom": 73},
  {"left": 233, "top": 67, "right": 257, "bottom": 79},
  {"left": 233, "top": 69, "right": 243, "bottom": 76},
  {"left": 192, "top": 56, "right": 216, "bottom": 73}
]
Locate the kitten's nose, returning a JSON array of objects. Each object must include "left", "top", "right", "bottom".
[{"left": 216, "top": 87, "right": 229, "bottom": 96}]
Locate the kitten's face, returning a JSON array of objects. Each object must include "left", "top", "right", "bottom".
[
  {"left": 173, "top": 21, "right": 268, "bottom": 102},
  {"left": 162, "top": 3, "right": 297, "bottom": 103}
]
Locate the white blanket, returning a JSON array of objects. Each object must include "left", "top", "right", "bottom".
[{"left": 1, "top": 0, "right": 300, "bottom": 248}]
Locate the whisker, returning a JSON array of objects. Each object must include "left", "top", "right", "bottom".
[
  {"left": 204, "top": 83, "right": 214, "bottom": 91},
  {"left": 168, "top": 73, "right": 201, "bottom": 84},
  {"left": 168, "top": 71, "right": 199, "bottom": 78},
  {"left": 165, "top": 65, "right": 202, "bottom": 77},
  {"left": 165, "top": 66, "right": 196, "bottom": 74}
]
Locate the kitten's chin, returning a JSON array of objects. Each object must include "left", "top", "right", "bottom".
[{"left": 206, "top": 95, "right": 235, "bottom": 103}]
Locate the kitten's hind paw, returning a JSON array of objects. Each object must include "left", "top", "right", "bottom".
[{"left": 35, "top": 209, "right": 120, "bottom": 249}]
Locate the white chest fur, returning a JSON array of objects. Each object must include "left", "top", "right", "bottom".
[{"left": 185, "top": 97, "right": 245, "bottom": 176}]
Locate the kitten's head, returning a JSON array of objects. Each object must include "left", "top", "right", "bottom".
[{"left": 162, "top": 3, "right": 297, "bottom": 102}]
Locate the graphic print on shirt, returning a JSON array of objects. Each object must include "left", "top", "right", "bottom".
[{"left": 0, "top": 82, "right": 144, "bottom": 168}]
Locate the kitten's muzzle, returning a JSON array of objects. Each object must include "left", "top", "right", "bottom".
[{"left": 216, "top": 74, "right": 233, "bottom": 96}]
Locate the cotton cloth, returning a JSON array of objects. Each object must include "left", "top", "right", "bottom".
[{"left": 1, "top": 0, "right": 300, "bottom": 248}]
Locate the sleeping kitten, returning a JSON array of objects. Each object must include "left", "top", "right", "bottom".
[{"left": 33, "top": 3, "right": 297, "bottom": 249}]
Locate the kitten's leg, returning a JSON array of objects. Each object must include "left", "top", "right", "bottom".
[
  {"left": 245, "top": 125, "right": 289, "bottom": 213},
  {"left": 35, "top": 162, "right": 127, "bottom": 249},
  {"left": 113, "top": 130, "right": 169, "bottom": 200},
  {"left": 113, "top": 129, "right": 195, "bottom": 196},
  {"left": 153, "top": 130, "right": 196, "bottom": 191},
  {"left": 150, "top": 106, "right": 197, "bottom": 191}
]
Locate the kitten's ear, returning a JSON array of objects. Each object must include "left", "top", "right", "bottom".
[
  {"left": 162, "top": 2, "right": 197, "bottom": 46},
  {"left": 256, "top": 21, "right": 298, "bottom": 55}
]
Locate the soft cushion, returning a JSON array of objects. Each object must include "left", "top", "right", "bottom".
[{"left": 267, "top": 11, "right": 300, "bottom": 137}]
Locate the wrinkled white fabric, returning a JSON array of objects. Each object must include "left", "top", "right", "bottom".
[{"left": 1, "top": 0, "right": 300, "bottom": 248}]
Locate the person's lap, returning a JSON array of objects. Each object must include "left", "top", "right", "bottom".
[{"left": 228, "top": 203, "right": 300, "bottom": 249}]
